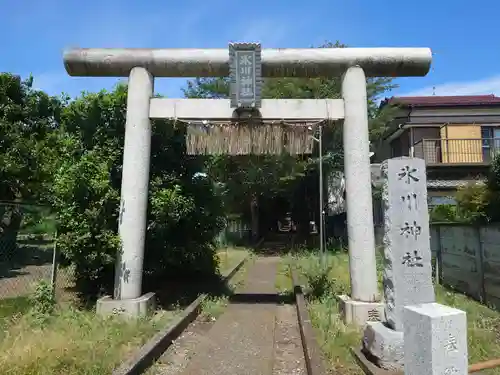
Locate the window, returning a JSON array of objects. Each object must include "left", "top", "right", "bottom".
[
  {"left": 481, "top": 127, "right": 492, "bottom": 142},
  {"left": 390, "top": 138, "right": 402, "bottom": 157},
  {"left": 390, "top": 131, "right": 410, "bottom": 157},
  {"left": 428, "top": 196, "right": 456, "bottom": 208},
  {"left": 481, "top": 126, "right": 500, "bottom": 161}
]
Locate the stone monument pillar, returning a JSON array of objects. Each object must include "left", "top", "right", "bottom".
[
  {"left": 338, "top": 66, "right": 383, "bottom": 326},
  {"left": 362, "top": 157, "right": 435, "bottom": 371}
]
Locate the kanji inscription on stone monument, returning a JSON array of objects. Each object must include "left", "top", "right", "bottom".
[
  {"left": 367, "top": 308, "right": 381, "bottom": 321},
  {"left": 229, "top": 42, "right": 262, "bottom": 108},
  {"left": 381, "top": 157, "right": 435, "bottom": 331},
  {"left": 397, "top": 165, "right": 420, "bottom": 184},
  {"left": 402, "top": 250, "right": 424, "bottom": 267},
  {"left": 444, "top": 334, "right": 458, "bottom": 352},
  {"left": 444, "top": 367, "right": 460, "bottom": 375},
  {"left": 401, "top": 193, "right": 418, "bottom": 210},
  {"left": 400, "top": 221, "right": 422, "bottom": 239}
]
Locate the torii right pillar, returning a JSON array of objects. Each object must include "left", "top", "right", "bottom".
[{"left": 338, "top": 66, "right": 384, "bottom": 326}]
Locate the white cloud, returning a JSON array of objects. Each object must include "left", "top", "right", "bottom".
[
  {"left": 402, "top": 75, "right": 500, "bottom": 97},
  {"left": 32, "top": 71, "right": 71, "bottom": 95},
  {"left": 239, "top": 18, "right": 289, "bottom": 47}
]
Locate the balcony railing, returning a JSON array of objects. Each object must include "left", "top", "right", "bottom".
[{"left": 413, "top": 138, "right": 500, "bottom": 165}]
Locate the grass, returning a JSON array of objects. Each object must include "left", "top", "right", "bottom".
[
  {"left": 0, "top": 246, "right": 251, "bottom": 375},
  {"left": 275, "top": 254, "right": 294, "bottom": 295},
  {"left": 0, "top": 296, "right": 31, "bottom": 335},
  {"left": 289, "top": 249, "right": 500, "bottom": 375},
  {"left": 217, "top": 246, "right": 250, "bottom": 274},
  {"left": 0, "top": 296, "right": 31, "bottom": 319},
  {"left": 0, "top": 307, "right": 179, "bottom": 375}
]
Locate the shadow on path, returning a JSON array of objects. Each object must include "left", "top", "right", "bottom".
[
  {"left": 228, "top": 292, "right": 294, "bottom": 304},
  {"left": 147, "top": 274, "right": 235, "bottom": 310}
]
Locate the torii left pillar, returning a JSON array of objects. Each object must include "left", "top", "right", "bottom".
[{"left": 97, "top": 67, "right": 157, "bottom": 317}]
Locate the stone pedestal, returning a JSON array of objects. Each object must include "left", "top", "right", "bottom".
[
  {"left": 337, "top": 295, "right": 384, "bottom": 327},
  {"left": 362, "top": 321, "right": 404, "bottom": 371},
  {"left": 96, "top": 292, "right": 156, "bottom": 318},
  {"left": 404, "top": 303, "right": 468, "bottom": 375}
]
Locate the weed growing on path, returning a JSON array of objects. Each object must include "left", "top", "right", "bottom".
[
  {"left": 201, "top": 296, "right": 229, "bottom": 321},
  {"left": 275, "top": 254, "right": 293, "bottom": 295}
]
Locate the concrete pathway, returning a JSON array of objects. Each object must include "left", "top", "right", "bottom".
[{"left": 171, "top": 256, "right": 305, "bottom": 375}]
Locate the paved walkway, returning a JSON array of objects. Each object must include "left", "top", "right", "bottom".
[{"left": 173, "top": 256, "right": 305, "bottom": 375}]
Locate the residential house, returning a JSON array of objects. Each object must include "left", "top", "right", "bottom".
[{"left": 375, "top": 95, "right": 500, "bottom": 207}]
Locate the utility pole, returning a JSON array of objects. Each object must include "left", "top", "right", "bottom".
[{"left": 319, "top": 122, "right": 325, "bottom": 265}]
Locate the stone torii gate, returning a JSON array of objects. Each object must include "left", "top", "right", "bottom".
[{"left": 63, "top": 45, "right": 431, "bottom": 319}]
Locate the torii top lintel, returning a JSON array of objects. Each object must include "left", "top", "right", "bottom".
[{"left": 63, "top": 47, "right": 432, "bottom": 78}]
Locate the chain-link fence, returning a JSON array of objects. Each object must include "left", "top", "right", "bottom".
[{"left": 0, "top": 201, "right": 75, "bottom": 304}]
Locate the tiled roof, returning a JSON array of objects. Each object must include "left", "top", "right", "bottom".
[
  {"left": 370, "top": 164, "right": 486, "bottom": 189},
  {"left": 381, "top": 95, "right": 500, "bottom": 108},
  {"left": 427, "top": 179, "right": 486, "bottom": 189}
]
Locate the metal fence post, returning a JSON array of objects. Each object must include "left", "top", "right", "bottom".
[{"left": 50, "top": 230, "right": 58, "bottom": 300}]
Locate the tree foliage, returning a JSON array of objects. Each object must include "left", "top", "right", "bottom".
[
  {"left": 0, "top": 74, "right": 62, "bottom": 254},
  {"left": 48, "top": 84, "right": 226, "bottom": 299},
  {"left": 0, "top": 74, "right": 62, "bottom": 202},
  {"left": 184, "top": 41, "right": 398, "bottom": 227},
  {"left": 455, "top": 182, "right": 490, "bottom": 223},
  {"left": 0, "top": 75, "right": 226, "bottom": 300},
  {"left": 430, "top": 154, "right": 500, "bottom": 224},
  {"left": 485, "top": 154, "right": 500, "bottom": 222},
  {"left": 429, "top": 204, "right": 460, "bottom": 223}
]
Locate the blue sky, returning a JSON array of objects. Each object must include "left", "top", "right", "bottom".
[{"left": 2, "top": 0, "right": 499, "bottom": 99}]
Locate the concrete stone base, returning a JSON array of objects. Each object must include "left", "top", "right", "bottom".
[
  {"left": 96, "top": 292, "right": 156, "bottom": 318},
  {"left": 337, "top": 295, "right": 384, "bottom": 326},
  {"left": 362, "top": 321, "right": 404, "bottom": 372}
]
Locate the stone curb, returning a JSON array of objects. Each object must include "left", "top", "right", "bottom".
[
  {"left": 291, "top": 268, "right": 327, "bottom": 375},
  {"left": 352, "top": 345, "right": 500, "bottom": 375},
  {"left": 351, "top": 346, "right": 400, "bottom": 375},
  {"left": 112, "top": 256, "right": 248, "bottom": 375}
]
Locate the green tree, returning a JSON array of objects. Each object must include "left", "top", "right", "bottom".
[
  {"left": 455, "top": 182, "right": 490, "bottom": 223},
  {"left": 183, "top": 41, "right": 398, "bottom": 238},
  {"left": 0, "top": 73, "right": 62, "bottom": 254},
  {"left": 485, "top": 153, "right": 500, "bottom": 222},
  {"left": 49, "top": 84, "right": 225, "bottom": 300},
  {"left": 0, "top": 74, "right": 62, "bottom": 202}
]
